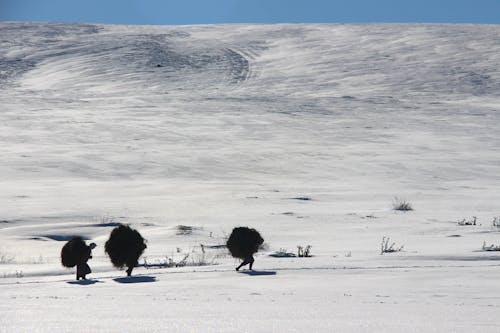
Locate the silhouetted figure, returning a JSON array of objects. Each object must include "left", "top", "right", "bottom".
[
  {"left": 105, "top": 225, "right": 147, "bottom": 277},
  {"left": 226, "top": 227, "right": 264, "bottom": 271},
  {"left": 61, "top": 237, "right": 97, "bottom": 280}
]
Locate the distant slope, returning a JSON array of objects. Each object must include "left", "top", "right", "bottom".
[
  {"left": 0, "top": 22, "right": 499, "bottom": 216},
  {"left": 2, "top": 23, "right": 500, "bottom": 100}
]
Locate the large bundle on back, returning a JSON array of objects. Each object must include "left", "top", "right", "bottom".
[
  {"left": 226, "top": 227, "right": 264, "bottom": 259},
  {"left": 61, "top": 237, "right": 90, "bottom": 268},
  {"left": 105, "top": 225, "right": 147, "bottom": 274}
]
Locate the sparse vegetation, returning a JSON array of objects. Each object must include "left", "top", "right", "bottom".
[
  {"left": 24, "top": 255, "right": 47, "bottom": 264},
  {"left": 269, "top": 248, "right": 296, "bottom": 258},
  {"left": 392, "top": 197, "right": 413, "bottom": 211},
  {"left": 297, "top": 245, "right": 312, "bottom": 257},
  {"left": 93, "top": 214, "right": 121, "bottom": 227},
  {"left": 482, "top": 241, "right": 500, "bottom": 251},
  {"left": 0, "top": 253, "right": 48, "bottom": 265},
  {"left": 31, "top": 255, "right": 46, "bottom": 264},
  {"left": 269, "top": 245, "right": 313, "bottom": 258},
  {"left": 0, "top": 251, "right": 14, "bottom": 264},
  {"left": 1, "top": 270, "right": 23, "bottom": 278},
  {"left": 380, "top": 236, "right": 404, "bottom": 254},
  {"left": 458, "top": 216, "right": 477, "bottom": 226},
  {"left": 143, "top": 245, "right": 220, "bottom": 268},
  {"left": 492, "top": 217, "right": 500, "bottom": 228}
]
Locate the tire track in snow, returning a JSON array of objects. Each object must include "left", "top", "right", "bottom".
[{"left": 223, "top": 48, "right": 250, "bottom": 83}]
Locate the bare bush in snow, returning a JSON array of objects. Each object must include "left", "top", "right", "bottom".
[
  {"left": 392, "top": 197, "right": 413, "bottom": 211},
  {"left": 380, "top": 236, "right": 404, "bottom": 254},
  {"left": 482, "top": 241, "right": 500, "bottom": 251},
  {"left": 269, "top": 248, "right": 296, "bottom": 257},
  {"left": 457, "top": 216, "right": 477, "bottom": 226},
  {"left": 143, "top": 245, "right": 220, "bottom": 268},
  {"left": 297, "top": 245, "right": 312, "bottom": 257}
]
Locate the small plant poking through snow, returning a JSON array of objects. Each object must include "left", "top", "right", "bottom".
[
  {"left": 458, "top": 216, "right": 477, "bottom": 226},
  {"left": 392, "top": 197, "right": 413, "bottom": 211},
  {"left": 380, "top": 236, "right": 404, "bottom": 254},
  {"left": 28, "top": 255, "right": 46, "bottom": 264},
  {"left": 0, "top": 252, "right": 15, "bottom": 264},
  {"left": 482, "top": 241, "right": 500, "bottom": 252},
  {"left": 1, "top": 270, "right": 23, "bottom": 278},
  {"left": 93, "top": 214, "right": 120, "bottom": 227},
  {"left": 492, "top": 217, "right": 500, "bottom": 229},
  {"left": 143, "top": 245, "right": 221, "bottom": 268},
  {"left": 297, "top": 245, "right": 312, "bottom": 257},
  {"left": 269, "top": 248, "right": 296, "bottom": 257}
]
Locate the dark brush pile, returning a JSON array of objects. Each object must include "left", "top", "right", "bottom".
[
  {"left": 61, "top": 237, "right": 91, "bottom": 268},
  {"left": 105, "top": 225, "right": 147, "bottom": 271},
  {"left": 226, "top": 227, "right": 264, "bottom": 259}
]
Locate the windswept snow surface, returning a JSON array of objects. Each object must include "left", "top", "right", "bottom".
[{"left": 1, "top": 22, "right": 500, "bottom": 332}]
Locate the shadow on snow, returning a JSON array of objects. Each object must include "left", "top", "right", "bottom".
[
  {"left": 113, "top": 275, "right": 157, "bottom": 284},
  {"left": 67, "top": 279, "right": 101, "bottom": 285},
  {"left": 238, "top": 270, "right": 277, "bottom": 276}
]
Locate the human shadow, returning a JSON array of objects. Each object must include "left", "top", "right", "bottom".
[
  {"left": 67, "top": 279, "right": 101, "bottom": 285},
  {"left": 238, "top": 270, "right": 277, "bottom": 276},
  {"left": 113, "top": 276, "right": 157, "bottom": 284}
]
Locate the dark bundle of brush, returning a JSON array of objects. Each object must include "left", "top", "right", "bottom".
[
  {"left": 105, "top": 224, "right": 147, "bottom": 276},
  {"left": 61, "top": 236, "right": 91, "bottom": 268},
  {"left": 226, "top": 227, "right": 264, "bottom": 259}
]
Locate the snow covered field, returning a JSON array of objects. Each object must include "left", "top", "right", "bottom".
[{"left": 1, "top": 22, "right": 500, "bottom": 332}]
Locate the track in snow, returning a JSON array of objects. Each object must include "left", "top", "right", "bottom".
[{"left": 0, "top": 23, "right": 255, "bottom": 95}]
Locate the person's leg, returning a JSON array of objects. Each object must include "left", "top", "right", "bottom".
[
  {"left": 249, "top": 256, "right": 255, "bottom": 270},
  {"left": 236, "top": 259, "right": 250, "bottom": 271},
  {"left": 76, "top": 265, "right": 82, "bottom": 280},
  {"left": 82, "top": 263, "right": 90, "bottom": 280}
]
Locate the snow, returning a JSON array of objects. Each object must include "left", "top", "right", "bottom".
[{"left": 1, "top": 22, "right": 500, "bottom": 332}]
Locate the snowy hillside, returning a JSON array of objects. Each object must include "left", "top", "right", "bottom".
[{"left": 1, "top": 22, "right": 500, "bottom": 332}]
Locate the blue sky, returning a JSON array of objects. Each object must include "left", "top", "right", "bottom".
[{"left": 1, "top": 0, "right": 500, "bottom": 25}]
